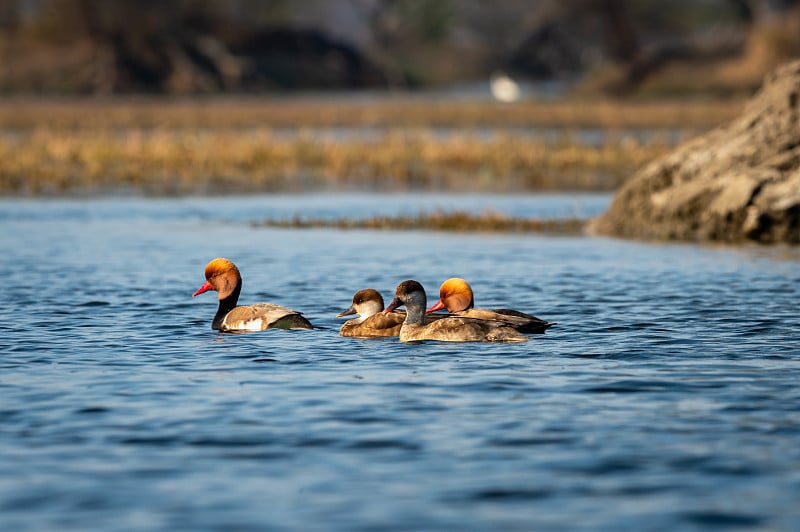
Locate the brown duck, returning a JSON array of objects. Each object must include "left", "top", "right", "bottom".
[
  {"left": 336, "top": 288, "right": 406, "bottom": 337},
  {"left": 337, "top": 288, "right": 445, "bottom": 338}
]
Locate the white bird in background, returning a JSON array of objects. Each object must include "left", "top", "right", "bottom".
[{"left": 490, "top": 71, "right": 520, "bottom": 102}]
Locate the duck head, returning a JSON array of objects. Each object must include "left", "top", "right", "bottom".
[
  {"left": 192, "top": 258, "right": 242, "bottom": 300},
  {"left": 336, "top": 288, "right": 385, "bottom": 321},
  {"left": 426, "top": 277, "right": 474, "bottom": 313},
  {"left": 385, "top": 280, "right": 427, "bottom": 324}
]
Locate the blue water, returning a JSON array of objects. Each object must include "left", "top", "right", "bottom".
[{"left": 2, "top": 194, "right": 799, "bottom": 531}]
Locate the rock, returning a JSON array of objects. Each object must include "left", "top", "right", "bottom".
[{"left": 589, "top": 60, "right": 800, "bottom": 244}]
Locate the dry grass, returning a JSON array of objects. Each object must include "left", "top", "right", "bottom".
[
  {"left": 0, "top": 96, "right": 738, "bottom": 195},
  {"left": 0, "top": 127, "right": 673, "bottom": 194},
  {"left": 0, "top": 96, "right": 743, "bottom": 129},
  {"left": 259, "top": 210, "right": 586, "bottom": 234}
]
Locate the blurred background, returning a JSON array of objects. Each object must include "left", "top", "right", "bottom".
[
  {"left": 1, "top": 0, "right": 800, "bottom": 197},
  {"left": 3, "top": 0, "right": 800, "bottom": 96}
]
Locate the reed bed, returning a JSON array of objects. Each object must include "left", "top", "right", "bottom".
[
  {"left": 0, "top": 97, "right": 735, "bottom": 195},
  {"left": 0, "top": 96, "right": 742, "bottom": 130},
  {"left": 259, "top": 210, "right": 586, "bottom": 234},
  {"left": 0, "top": 127, "right": 673, "bottom": 194}
]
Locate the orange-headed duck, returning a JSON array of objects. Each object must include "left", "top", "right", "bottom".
[
  {"left": 385, "top": 280, "right": 527, "bottom": 343},
  {"left": 193, "top": 258, "right": 312, "bottom": 332},
  {"left": 426, "top": 277, "right": 554, "bottom": 334}
]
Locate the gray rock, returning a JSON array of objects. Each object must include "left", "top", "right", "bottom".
[{"left": 589, "top": 60, "right": 800, "bottom": 244}]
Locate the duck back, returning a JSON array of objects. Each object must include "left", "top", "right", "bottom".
[
  {"left": 400, "top": 316, "right": 527, "bottom": 343},
  {"left": 221, "top": 303, "right": 312, "bottom": 331},
  {"left": 457, "top": 308, "right": 555, "bottom": 334}
]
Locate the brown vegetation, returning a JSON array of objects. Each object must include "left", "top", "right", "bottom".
[
  {"left": 0, "top": 97, "right": 741, "bottom": 196},
  {"left": 0, "top": 124, "right": 674, "bottom": 195},
  {"left": 259, "top": 210, "right": 586, "bottom": 235},
  {"left": 0, "top": 97, "right": 741, "bottom": 130}
]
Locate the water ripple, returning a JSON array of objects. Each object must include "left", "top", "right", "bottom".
[{"left": 1, "top": 195, "right": 799, "bottom": 531}]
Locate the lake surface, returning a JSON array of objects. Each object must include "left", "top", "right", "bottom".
[{"left": 2, "top": 193, "right": 799, "bottom": 531}]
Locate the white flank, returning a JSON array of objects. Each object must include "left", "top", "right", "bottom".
[{"left": 224, "top": 317, "right": 264, "bottom": 331}]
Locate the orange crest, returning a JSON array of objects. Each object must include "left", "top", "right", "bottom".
[
  {"left": 439, "top": 277, "right": 474, "bottom": 312},
  {"left": 204, "top": 258, "right": 238, "bottom": 280}
]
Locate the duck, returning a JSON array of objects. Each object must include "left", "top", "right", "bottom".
[
  {"left": 336, "top": 288, "right": 447, "bottom": 338},
  {"left": 426, "top": 277, "right": 555, "bottom": 334},
  {"left": 384, "top": 280, "right": 527, "bottom": 343},
  {"left": 336, "top": 288, "right": 405, "bottom": 337},
  {"left": 192, "top": 258, "right": 312, "bottom": 332}
]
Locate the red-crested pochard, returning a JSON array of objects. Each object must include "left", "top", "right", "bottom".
[
  {"left": 385, "top": 280, "right": 527, "bottom": 343},
  {"left": 193, "top": 258, "right": 312, "bottom": 332},
  {"left": 336, "top": 288, "right": 446, "bottom": 338},
  {"left": 336, "top": 288, "right": 405, "bottom": 337},
  {"left": 426, "top": 277, "right": 555, "bottom": 334}
]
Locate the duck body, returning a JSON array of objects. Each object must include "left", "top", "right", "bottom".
[
  {"left": 193, "top": 258, "right": 312, "bottom": 332},
  {"left": 385, "top": 280, "right": 527, "bottom": 343},
  {"left": 452, "top": 308, "right": 554, "bottom": 334},
  {"left": 216, "top": 303, "right": 313, "bottom": 332},
  {"left": 427, "top": 278, "right": 555, "bottom": 334},
  {"left": 397, "top": 316, "right": 527, "bottom": 343},
  {"left": 339, "top": 311, "right": 406, "bottom": 338}
]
